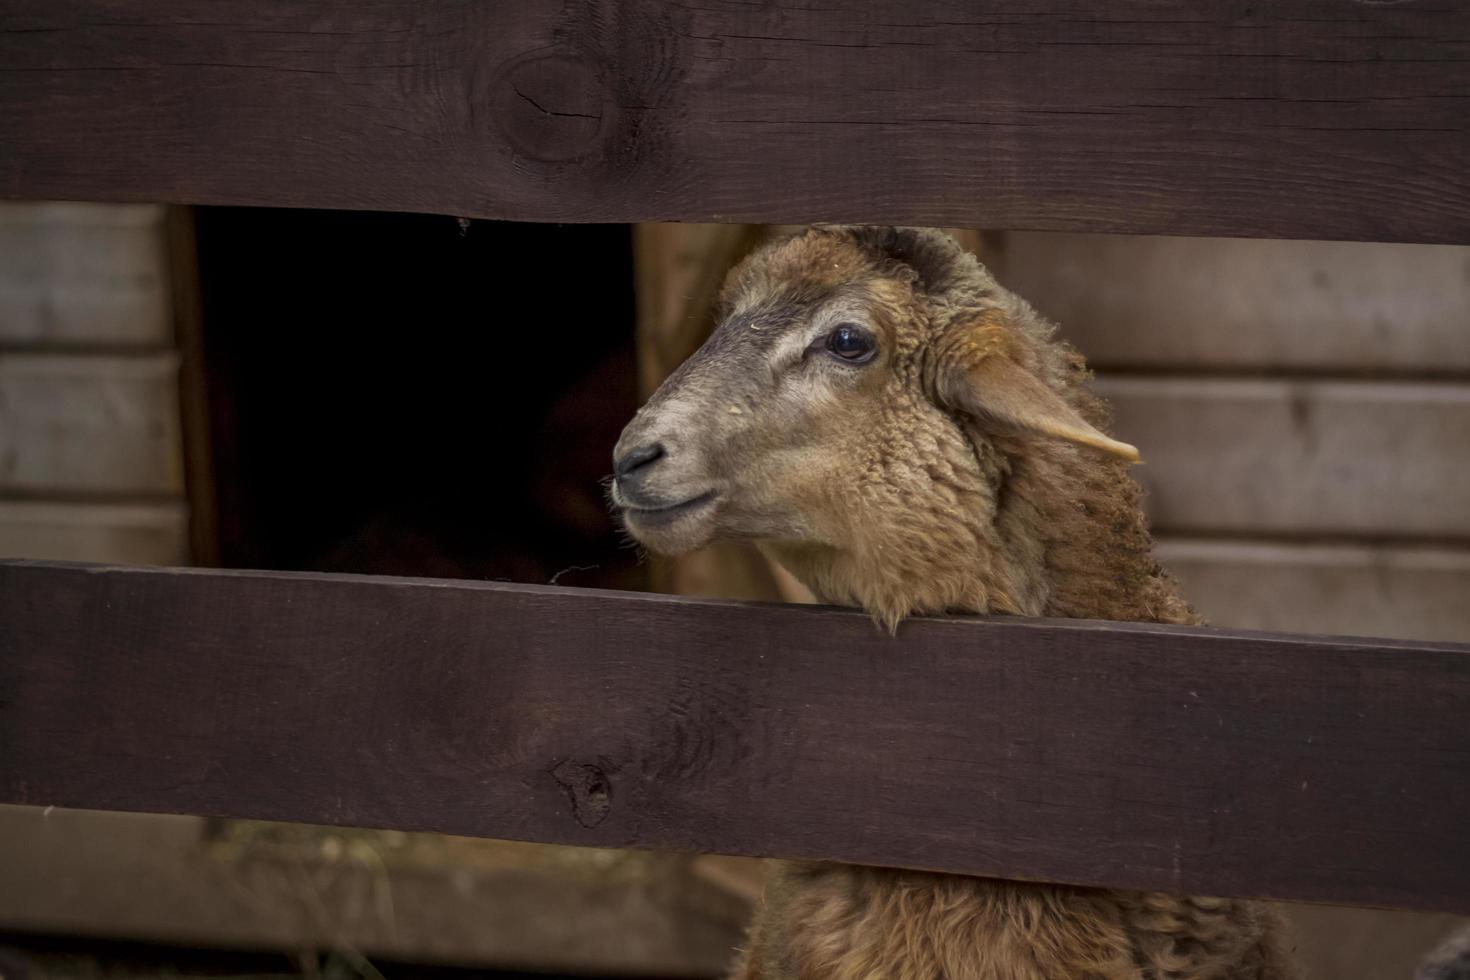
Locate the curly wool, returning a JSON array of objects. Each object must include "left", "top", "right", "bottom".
[
  {"left": 735, "top": 864, "right": 1295, "bottom": 980},
  {"left": 725, "top": 227, "right": 1298, "bottom": 980}
]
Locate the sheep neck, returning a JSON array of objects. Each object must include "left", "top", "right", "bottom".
[{"left": 762, "top": 436, "right": 1197, "bottom": 630}]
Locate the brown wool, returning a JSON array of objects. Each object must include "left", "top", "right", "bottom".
[{"left": 616, "top": 226, "right": 1300, "bottom": 980}]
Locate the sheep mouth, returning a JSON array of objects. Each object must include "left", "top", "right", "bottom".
[{"left": 620, "top": 490, "right": 719, "bottom": 529}]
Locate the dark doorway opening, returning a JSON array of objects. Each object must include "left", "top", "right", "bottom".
[{"left": 193, "top": 208, "right": 642, "bottom": 592}]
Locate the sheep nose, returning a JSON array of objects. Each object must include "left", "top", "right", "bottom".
[{"left": 614, "top": 441, "right": 666, "bottom": 480}]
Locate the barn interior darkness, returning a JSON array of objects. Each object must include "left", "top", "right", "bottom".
[{"left": 192, "top": 208, "right": 643, "bottom": 591}]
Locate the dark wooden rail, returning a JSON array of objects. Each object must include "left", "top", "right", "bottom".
[
  {"left": 3, "top": 560, "right": 1468, "bottom": 914},
  {"left": 3, "top": 1, "right": 1469, "bottom": 243}
]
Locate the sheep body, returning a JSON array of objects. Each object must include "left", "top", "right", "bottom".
[
  {"left": 736, "top": 863, "right": 1295, "bottom": 980},
  {"left": 613, "top": 226, "right": 1299, "bottom": 980}
]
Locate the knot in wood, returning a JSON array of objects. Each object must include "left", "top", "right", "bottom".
[
  {"left": 492, "top": 53, "right": 610, "bottom": 164},
  {"left": 550, "top": 759, "right": 613, "bottom": 828}
]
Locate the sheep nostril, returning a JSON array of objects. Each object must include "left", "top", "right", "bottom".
[{"left": 613, "top": 441, "right": 666, "bottom": 480}]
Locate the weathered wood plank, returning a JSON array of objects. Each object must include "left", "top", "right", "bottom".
[
  {"left": 0, "top": 203, "right": 172, "bottom": 347},
  {"left": 0, "top": 500, "right": 188, "bottom": 564},
  {"left": 993, "top": 234, "right": 1470, "bottom": 373},
  {"left": 2, "top": 561, "right": 1468, "bottom": 914},
  {"left": 167, "top": 207, "right": 217, "bottom": 568},
  {"left": 1155, "top": 538, "right": 1470, "bottom": 645},
  {"left": 1285, "top": 905, "right": 1470, "bottom": 980},
  {"left": 0, "top": 806, "right": 746, "bottom": 977},
  {"left": 0, "top": 353, "right": 183, "bottom": 494},
  {"left": 1097, "top": 378, "right": 1470, "bottom": 538},
  {"left": 3, "top": 2, "right": 1469, "bottom": 242}
]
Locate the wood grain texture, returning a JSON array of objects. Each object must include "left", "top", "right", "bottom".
[
  {"left": 1284, "top": 905, "right": 1470, "bottom": 980},
  {"left": 0, "top": 500, "right": 188, "bottom": 564},
  {"left": 1097, "top": 378, "right": 1470, "bottom": 538},
  {"left": 3, "top": 2, "right": 1469, "bottom": 242},
  {"left": 0, "top": 806, "right": 747, "bottom": 977},
  {"left": 1156, "top": 538, "right": 1470, "bottom": 644},
  {"left": 991, "top": 234, "right": 1470, "bottom": 373},
  {"left": 0, "top": 203, "right": 172, "bottom": 348},
  {"left": 0, "top": 352, "right": 183, "bottom": 494},
  {"left": 167, "top": 207, "right": 215, "bottom": 567},
  {"left": 2, "top": 561, "right": 1468, "bottom": 914}
]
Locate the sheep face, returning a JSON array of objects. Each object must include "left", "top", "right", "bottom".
[
  {"left": 612, "top": 226, "right": 1137, "bottom": 623},
  {"left": 613, "top": 228, "right": 934, "bottom": 556}
]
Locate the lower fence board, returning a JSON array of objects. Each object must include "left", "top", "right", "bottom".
[{"left": 2, "top": 561, "right": 1468, "bottom": 914}]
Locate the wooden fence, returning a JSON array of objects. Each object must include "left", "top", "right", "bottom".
[
  {"left": 2, "top": 0, "right": 1469, "bottom": 921},
  {"left": 3, "top": 561, "right": 1469, "bottom": 915},
  {"left": 3, "top": 1, "right": 1468, "bottom": 242}
]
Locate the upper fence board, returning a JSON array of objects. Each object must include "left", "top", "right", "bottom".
[
  {"left": 2, "top": 1, "right": 1469, "bottom": 242},
  {"left": 3, "top": 560, "right": 1469, "bottom": 914}
]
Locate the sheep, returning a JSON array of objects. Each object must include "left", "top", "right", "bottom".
[{"left": 611, "top": 225, "right": 1299, "bottom": 980}]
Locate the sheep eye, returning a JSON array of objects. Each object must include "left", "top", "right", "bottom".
[{"left": 825, "top": 324, "right": 877, "bottom": 363}]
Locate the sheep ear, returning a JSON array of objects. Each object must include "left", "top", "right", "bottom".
[{"left": 941, "top": 327, "right": 1141, "bottom": 462}]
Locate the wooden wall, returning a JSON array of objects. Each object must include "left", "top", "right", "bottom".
[
  {"left": 987, "top": 233, "right": 1470, "bottom": 644},
  {"left": 0, "top": 212, "right": 746, "bottom": 978},
  {"left": 4, "top": 218, "right": 1463, "bottom": 976},
  {"left": 0, "top": 203, "right": 189, "bottom": 565},
  {"left": 0, "top": 805, "right": 748, "bottom": 978}
]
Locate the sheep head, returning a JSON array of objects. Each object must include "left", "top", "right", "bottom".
[{"left": 612, "top": 226, "right": 1139, "bottom": 628}]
